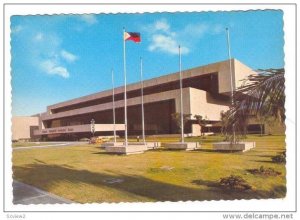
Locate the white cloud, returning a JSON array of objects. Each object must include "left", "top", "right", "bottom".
[
  {"left": 182, "top": 23, "right": 209, "bottom": 37},
  {"left": 154, "top": 19, "right": 170, "bottom": 32},
  {"left": 211, "top": 24, "right": 224, "bottom": 34},
  {"left": 61, "top": 50, "right": 78, "bottom": 62},
  {"left": 146, "top": 19, "right": 225, "bottom": 55},
  {"left": 149, "top": 34, "right": 189, "bottom": 55},
  {"left": 11, "top": 25, "right": 23, "bottom": 34},
  {"left": 34, "top": 32, "right": 43, "bottom": 41},
  {"left": 29, "top": 32, "right": 75, "bottom": 78},
  {"left": 11, "top": 21, "right": 77, "bottom": 79},
  {"left": 40, "top": 60, "right": 70, "bottom": 78},
  {"left": 79, "top": 14, "right": 98, "bottom": 25},
  {"left": 146, "top": 19, "right": 187, "bottom": 55}
]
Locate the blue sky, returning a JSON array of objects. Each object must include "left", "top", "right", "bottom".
[{"left": 11, "top": 10, "right": 284, "bottom": 116}]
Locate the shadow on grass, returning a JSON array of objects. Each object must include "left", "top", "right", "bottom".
[
  {"left": 192, "top": 149, "right": 216, "bottom": 153},
  {"left": 34, "top": 159, "right": 47, "bottom": 164},
  {"left": 251, "top": 160, "right": 278, "bottom": 164},
  {"left": 92, "top": 152, "right": 114, "bottom": 155},
  {"left": 191, "top": 179, "right": 219, "bottom": 187},
  {"left": 154, "top": 148, "right": 184, "bottom": 152},
  {"left": 193, "top": 149, "right": 243, "bottom": 154},
  {"left": 249, "top": 155, "right": 275, "bottom": 158},
  {"left": 13, "top": 163, "right": 286, "bottom": 203}
]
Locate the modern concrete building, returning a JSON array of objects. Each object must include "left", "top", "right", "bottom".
[{"left": 13, "top": 59, "right": 269, "bottom": 141}]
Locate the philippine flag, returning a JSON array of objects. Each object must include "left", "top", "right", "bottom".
[{"left": 124, "top": 32, "right": 141, "bottom": 43}]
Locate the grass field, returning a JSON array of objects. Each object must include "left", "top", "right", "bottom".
[{"left": 12, "top": 135, "right": 286, "bottom": 203}]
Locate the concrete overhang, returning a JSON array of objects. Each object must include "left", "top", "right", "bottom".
[{"left": 34, "top": 124, "right": 125, "bottom": 135}]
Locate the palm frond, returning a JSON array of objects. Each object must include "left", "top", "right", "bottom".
[{"left": 224, "top": 68, "right": 285, "bottom": 142}]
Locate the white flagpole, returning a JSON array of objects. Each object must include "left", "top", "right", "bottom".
[
  {"left": 179, "top": 45, "right": 184, "bottom": 143},
  {"left": 226, "top": 28, "right": 236, "bottom": 143},
  {"left": 111, "top": 68, "right": 116, "bottom": 143},
  {"left": 123, "top": 28, "right": 128, "bottom": 146},
  {"left": 140, "top": 57, "right": 146, "bottom": 144}
]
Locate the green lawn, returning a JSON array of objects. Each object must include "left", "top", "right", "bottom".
[{"left": 12, "top": 135, "right": 286, "bottom": 203}]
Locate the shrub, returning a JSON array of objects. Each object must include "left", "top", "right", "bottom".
[
  {"left": 219, "top": 175, "right": 252, "bottom": 191},
  {"left": 247, "top": 166, "right": 281, "bottom": 176},
  {"left": 271, "top": 151, "right": 286, "bottom": 163},
  {"left": 79, "top": 138, "right": 90, "bottom": 142}
]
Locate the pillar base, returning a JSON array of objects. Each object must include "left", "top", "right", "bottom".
[
  {"left": 128, "top": 141, "right": 161, "bottom": 149},
  {"left": 212, "top": 142, "right": 256, "bottom": 152},
  {"left": 164, "top": 142, "right": 200, "bottom": 151},
  {"left": 105, "top": 144, "right": 148, "bottom": 155},
  {"left": 100, "top": 142, "right": 124, "bottom": 148},
  {"left": 146, "top": 142, "right": 161, "bottom": 149}
]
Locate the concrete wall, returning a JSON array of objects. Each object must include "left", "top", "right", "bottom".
[
  {"left": 218, "top": 59, "right": 234, "bottom": 94},
  {"left": 188, "top": 88, "right": 229, "bottom": 120},
  {"left": 264, "top": 121, "right": 285, "bottom": 135},
  {"left": 218, "top": 59, "right": 256, "bottom": 94},
  {"left": 247, "top": 117, "right": 285, "bottom": 135},
  {"left": 191, "top": 124, "right": 201, "bottom": 136},
  {"left": 12, "top": 116, "right": 39, "bottom": 140},
  {"left": 233, "top": 59, "right": 257, "bottom": 89}
]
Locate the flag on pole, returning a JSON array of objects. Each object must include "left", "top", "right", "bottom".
[{"left": 124, "top": 32, "right": 141, "bottom": 43}]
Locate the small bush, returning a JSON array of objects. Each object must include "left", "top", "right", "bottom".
[
  {"left": 271, "top": 151, "right": 286, "bottom": 163},
  {"left": 248, "top": 166, "right": 281, "bottom": 176},
  {"left": 219, "top": 175, "right": 252, "bottom": 191}
]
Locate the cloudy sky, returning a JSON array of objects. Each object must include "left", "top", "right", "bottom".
[{"left": 11, "top": 10, "right": 284, "bottom": 116}]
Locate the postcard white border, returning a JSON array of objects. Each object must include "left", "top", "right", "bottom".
[{"left": 2, "top": 2, "right": 297, "bottom": 213}]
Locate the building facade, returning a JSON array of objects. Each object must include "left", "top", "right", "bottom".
[{"left": 13, "top": 59, "right": 266, "bottom": 141}]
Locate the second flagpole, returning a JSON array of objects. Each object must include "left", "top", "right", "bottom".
[
  {"left": 140, "top": 57, "right": 146, "bottom": 144},
  {"left": 123, "top": 28, "right": 128, "bottom": 146},
  {"left": 112, "top": 68, "right": 116, "bottom": 143},
  {"left": 225, "top": 28, "right": 236, "bottom": 143},
  {"left": 179, "top": 45, "right": 184, "bottom": 143}
]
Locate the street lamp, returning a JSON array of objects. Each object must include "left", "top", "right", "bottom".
[{"left": 91, "top": 118, "right": 95, "bottom": 137}]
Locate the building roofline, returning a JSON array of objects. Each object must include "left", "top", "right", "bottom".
[{"left": 47, "top": 58, "right": 248, "bottom": 111}]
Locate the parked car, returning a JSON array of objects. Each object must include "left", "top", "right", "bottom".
[{"left": 89, "top": 137, "right": 110, "bottom": 144}]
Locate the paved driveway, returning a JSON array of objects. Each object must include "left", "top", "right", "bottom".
[
  {"left": 13, "top": 141, "right": 88, "bottom": 150},
  {"left": 13, "top": 180, "right": 74, "bottom": 204}
]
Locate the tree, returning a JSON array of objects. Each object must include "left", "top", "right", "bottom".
[
  {"left": 171, "top": 113, "right": 192, "bottom": 133},
  {"left": 223, "top": 68, "right": 285, "bottom": 142},
  {"left": 220, "top": 110, "right": 230, "bottom": 138},
  {"left": 194, "top": 115, "right": 209, "bottom": 137}
]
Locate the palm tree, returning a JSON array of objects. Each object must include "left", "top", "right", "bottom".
[{"left": 224, "top": 68, "right": 285, "bottom": 142}]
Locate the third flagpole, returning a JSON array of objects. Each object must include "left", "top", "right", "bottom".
[
  {"left": 225, "top": 27, "right": 236, "bottom": 143},
  {"left": 123, "top": 28, "right": 128, "bottom": 146},
  {"left": 112, "top": 68, "right": 116, "bottom": 143},
  {"left": 140, "top": 57, "right": 146, "bottom": 144},
  {"left": 179, "top": 45, "right": 184, "bottom": 143}
]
